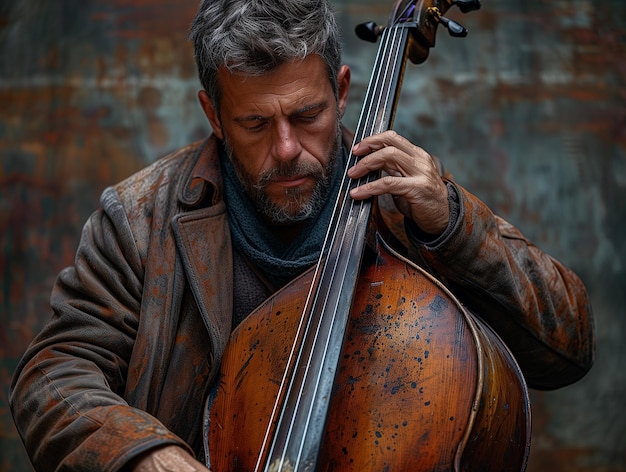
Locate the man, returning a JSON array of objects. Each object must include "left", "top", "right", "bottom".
[{"left": 10, "top": 0, "right": 595, "bottom": 471}]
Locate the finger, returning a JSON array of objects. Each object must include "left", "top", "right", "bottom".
[
  {"left": 352, "top": 130, "right": 416, "bottom": 156},
  {"left": 350, "top": 174, "right": 415, "bottom": 200},
  {"left": 348, "top": 144, "right": 434, "bottom": 182},
  {"left": 348, "top": 146, "right": 405, "bottom": 178},
  {"left": 352, "top": 133, "right": 435, "bottom": 174}
]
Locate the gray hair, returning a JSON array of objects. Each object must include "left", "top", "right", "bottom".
[{"left": 189, "top": 0, "right": 342, "bottom": 109}]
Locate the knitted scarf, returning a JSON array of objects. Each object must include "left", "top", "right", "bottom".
[{"left": 220, "top": 143, "right": 346, "bottom": 288}]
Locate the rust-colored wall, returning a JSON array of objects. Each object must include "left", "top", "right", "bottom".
[{"left": 1, "top": 1, "right": 624, "bottom": 470}]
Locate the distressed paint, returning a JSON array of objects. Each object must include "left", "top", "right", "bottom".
[{"left": 1, "top": 0, "right": 624, "bottom": 471}]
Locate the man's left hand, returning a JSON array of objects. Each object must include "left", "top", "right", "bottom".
[{"left": 348, "top": 130, "right": 450, "bottom": 236}]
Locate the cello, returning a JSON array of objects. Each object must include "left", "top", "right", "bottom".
[{"left": 208, "top": 0, "right": 531, "bottom": 470}]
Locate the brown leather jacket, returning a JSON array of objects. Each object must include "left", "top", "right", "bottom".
[{"left": 10, "top": 135, "right": 595, "bottom": 471}]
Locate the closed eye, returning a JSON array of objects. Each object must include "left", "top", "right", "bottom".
[
  {"left": 238, "top": 118, "right": 269, "bottom": 132},
  {"left": 293, "top": 103, "right": 328, "bottom": 124},
  {"left": 296, "top": 112, "right": 321, "bottom": 123}
]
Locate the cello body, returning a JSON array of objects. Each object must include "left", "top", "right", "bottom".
[{"left": 208, "top": 234, "right": 531, "bottom": 471}]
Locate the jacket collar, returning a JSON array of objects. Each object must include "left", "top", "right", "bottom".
[{"left": 178, "top": 135, "right": 224, "bottom": 209}]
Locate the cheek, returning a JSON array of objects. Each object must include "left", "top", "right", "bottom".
[
  {"left": 225, "top": 132, "right": 274, "bottom": 177},
  {"left": 233, "top": 150, "right": 270, "bottom": 183},
  {"left": 304, "top": 121, "right": 340, "bottom": 166}
]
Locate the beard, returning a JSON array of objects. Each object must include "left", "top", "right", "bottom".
[{"left": 223, "top": 124, "right": 342, "bottom": 225}]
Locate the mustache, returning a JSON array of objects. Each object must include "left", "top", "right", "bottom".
[{"left": 254, "top": 161, "right": 325, "bottom": 189}]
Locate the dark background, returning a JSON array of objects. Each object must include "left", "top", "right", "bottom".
[{"left": 1, "top": 0, "right": 624, "bottom": 470}]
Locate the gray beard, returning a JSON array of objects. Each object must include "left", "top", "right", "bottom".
[{"left": 223, "top": 125, "right": 342, "bottom": 224}]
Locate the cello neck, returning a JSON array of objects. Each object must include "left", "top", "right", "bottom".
[{"left": 259, "top": 21, "right": 413, "bottom": 472}]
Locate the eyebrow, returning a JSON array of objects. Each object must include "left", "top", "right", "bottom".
[{"left": 233, "top": 101, "right": 329, "bottom": 124}]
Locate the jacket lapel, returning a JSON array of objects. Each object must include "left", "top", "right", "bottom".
[{"left": 172, "top": 202, "right": 233, "bottom": 369}]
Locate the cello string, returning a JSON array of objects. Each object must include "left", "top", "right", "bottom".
[
  {"left": 265, "top": 16, "right": 408, "bottom": 470},
  {"left": 283, "top": 19, "right": 407, "bottom": 470},
  {"left": 289, "top": 23, "right": 407, "bottom": 470}
]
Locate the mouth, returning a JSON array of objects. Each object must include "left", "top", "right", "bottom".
[{"left": 271, "top": 175, "right": 311, "bottom": 188}]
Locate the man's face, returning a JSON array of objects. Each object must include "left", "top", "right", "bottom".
[{"left": 200, "top": 55, "right": 351, "bottom": 223}]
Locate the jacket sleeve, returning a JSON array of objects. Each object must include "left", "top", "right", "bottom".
[
  {"left": 9, "top": 198, "right": 191, "bottom": 471},
  {"left": 405, "top": 181, "right": 595, "bottom": 390}
]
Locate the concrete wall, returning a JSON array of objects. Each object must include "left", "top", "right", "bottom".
[{"left": 1, "top": 0, "right": 624, "bottom": 470}]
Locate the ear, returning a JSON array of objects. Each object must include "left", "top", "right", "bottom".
[
  {"left": 336, "top": 65, "right": 351, "bottom": 118},
  {"left": 198, "top": 90, "right": 224, "bottom": 140}
]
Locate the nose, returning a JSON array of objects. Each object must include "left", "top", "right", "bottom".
[{"left": 272, "top": 119, "right": 302, "bottom": 162}]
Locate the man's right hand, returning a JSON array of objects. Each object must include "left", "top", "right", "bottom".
[{"left": 129, "top": 445, "right": 211, "bottom": 472}]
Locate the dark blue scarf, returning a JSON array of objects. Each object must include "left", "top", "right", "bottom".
[{"left": 220, "top": 143, "right": 346, "bottom": 288}]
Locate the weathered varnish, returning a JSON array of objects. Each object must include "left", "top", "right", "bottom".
[{"left": 209, "top": 238, "right": 531, "bottom": 471}]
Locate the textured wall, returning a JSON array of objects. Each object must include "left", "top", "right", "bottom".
[{"left": 1, "top": 1, "right": 624, "bottom": 470}]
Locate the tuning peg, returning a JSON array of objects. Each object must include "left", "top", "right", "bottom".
[
  {"left": 355, "top": 21, "right": 384, "bottom": 43},
  {"left": 452, "top": 0, "right": 482, "bottom": 14},
  {"left": 427, "top": 6, "right": 468, "bottom": 38},
  {"left": 438, "top": 15, "right": 468, "bottom": 37}
]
